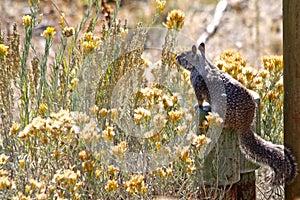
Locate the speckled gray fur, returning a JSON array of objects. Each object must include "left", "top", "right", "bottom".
[{"left": 176, "top": 43, "right": 297, "bottom": 186}]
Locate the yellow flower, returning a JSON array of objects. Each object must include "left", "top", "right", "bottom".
[
  {"left": 105, "top": 179, "right": 118, "bottom": 192},
  {"left": 102, "top": 126, "right": 115, "bottom": 141},
  {"left": 84, "top": 32, "right": 93, "bottom": 42},
  {"left": 29, "top": 179, "right": 43, "bottom": 190},
  {"left": 275, "top": 77, "right": 283, "bottom": 93},
  {"left": 176, "top": 146, "right": 191, "bottom": 163},
  {"left": 59, "top": 13, "right": 65, "bottom": 27},
  {"left": 165, "top": 9, "right": 185, "bottom": 31},
  {"left": 19, "top": 159, "right": 25, "bottom": 169},
  {"left": 10, "top": 122, "right": 21, "bottom": 136},
  {"left": 28, "top": 0, "right": 40, "bottom": 6},
  {"left": 176, "top": 125, "right": 187, "bottom": 134},
  {"left": 43, "top": 27, "right": 56, "bottom": 39},
  {"left": 166, "top": 167, "right": 173, "bottom": 176},
  {"left": 111, "top": 141, "right": 127, "bottom": 156},
  {"left": 62, "top": 26, "right": 75, "bottom": 37},
  {"left": 110, "top": 108, "right": 119, "bottom": 121},
  {"left": 134, "top": 107, "right": 151, "bottom": 124},
  {"left": 155, "top": 0, "right": 166, "bottom": 14},
  {"left": 187, "top": 164, "right": 196, "bottom": 174},
  {"left": 162, "top": 95, "right": 174, "bottom": 108},
  {"left": 89, "top": 105, "right": 99, "bottom": 115},
  {"left": 266, "top": 90, "right": 277, "bottom": 101},
  {"left": 192, "top": 134, "right": 210, "bottom": 150},
  {"left": 120, "top": 27, "right": 128, "bottom": 40},
  {"left": 22, "top": 15, "right": 32, "bottom": 28},
  {"left": 38, "top": 103, "right": 48, "bottom": 115},
  {"left": 168, "top": 110, "right": 183, "bottom": 123},
  {"left": 82, "top": 32, "right": 100, "bottom": 54},
  {"left": 242, "top": 67, "right": 255, "bottom": 79},
  {"left": 182, "top": 69, "right": 190, "bottom": 81},
  {"left": 82, "top": 160, "right": 94, "bottom": 172},
  {"left": 0, "top": 176, "right": 14, "bottom": 190},
  {"left": 108, "top": 165, "right": 118, "bottom": 176},
  {"left": 36, "top": 193, "right": 47, "bottom": 200},
  {"left": 78, "top": 150, "right": 90, "bottom": 161},
  {"left": 0, "top": 169, "right": 8, "bottom": 177},
  {"left": 124, "top": 174, "right": 146, "bottom": 195},
  {"left": 99, "top": 108, "right": 108, "bottom": 118},
  {"left": 0, "top": 44, "right": 9, "bottom": 57},
  {"left": 157, "top": 167, "right": 167, "bottom": 178},
  {"left": 0, "top": 154, "right": 9, "bottom": 165},
  {"left": 95, "top": 169, "right": 102, "bottom": 179},
  {"left": 205, "top": 112, "right": 223, "bottom": 126},
  {"left": 258, "top": 69, "right": 269, "bottom": 79}
]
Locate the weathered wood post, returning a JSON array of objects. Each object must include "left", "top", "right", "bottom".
[
  {"left": 201, "top": 90, "right": 260, "bottom": 199},
  {"left": 283, "top": 0, "right": 300, "bottom": 198}
]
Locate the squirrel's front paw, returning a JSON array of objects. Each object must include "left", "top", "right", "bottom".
[{"left": 194, "top": 103, "right": 211, "bottom": 114}]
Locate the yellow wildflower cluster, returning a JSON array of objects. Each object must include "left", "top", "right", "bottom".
[
  {"left": 19, "top": 159, "right": 25, "bottom": 169},
  {"left": 0, "top": 169, "right": 14, "bottom": 190},
  {"left": 10, "top": 122, "right": 21, "bottom": 136},
  {"left": 107, "top": 165, "right": 119, "bottom": 177},
  {"left": 124, "top": 174, "right": 147, "bottom": 195},
  {"left": 62, "top": 26, "right": 75, "bottom": 37},
  {"left": 28, "top": 0, "right": 40, "bottom": 6},
  {"left": 0, "top": 44, "right": 9, "bottom": 57},
  {"left": 42, "top": 27, "right": 56, "bottom": 39},
  {"left": 176, "top": 146, "right": 192, "bottom": 164},
  {"left": 105, "top": 179, "right": 118, "bottom": 192},
  {"left": 136, "top": 86, "right": 163, "bottom": 109},
  {"left": 78, "top": 150, "right": 91, "bottom": 162},
  {"left": 111, "top": 141, "right": 127, "bottom": 156},
  {"left": 261, "top": 56, "right": 284, "bottom": 110},
  {"left": 38, "top": 103, "right": 48, "bottom": 115},
  {"left": 0, "top": 154, "right": 9, "bottom": 165},
  {"left": 191, "top": 134, "right": 210, "bottom": 150},
  {"left": 162, "top": 94, "right": 178, "bottom": 109},
  {"left": 175, "top": 146, "right": 196, "bottom": 174},
  {"left": 134, "top": 107, "right": 151, "bottom": 124},
  {"left": 19, "top": 110, "right": 74, "bottom": 139},
  {"left": 120, "top": 27, "right": 128, "bottom": 40},
  {"left": 214, "top": 49, "right": 265, "bottom": 90},
  {"left": 156, "top": 167, "right": 172, "bottom": 178},
  {"left": 205, "top": 112, "right": 223, "bottom": 127},
  {"left": 165, "top": 9, "right": 185, "bottom": 31},
  {"left": 168, "top": 110, "right": 183, "bottom": 123},
  {"left": 99, "top": 108, "right": 108, "bottom": 117},
  {"left": 102, "top": 125, "right": 115, "bottom": 141},
  {"left": 53, "top": 169, "right": 82, "bottom": 195},
  {"left": 155, "top": 0, "right": 166, "bottom": 14},
  {"left": 262, "top": 55, "right": 283, "bottom": 73},
  {"left": 22, "top": 15, "right": 32, "bottom": 28},
  {"left": 82, "top": 32, "right": 101, "bottom": 54}
]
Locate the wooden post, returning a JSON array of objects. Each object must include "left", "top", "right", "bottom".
[
  {"left": 283, "top": 0, "right": 300, "bottom": 198},
  {"left": 201, "top": 90, "right": 259, "bottom": 199}
]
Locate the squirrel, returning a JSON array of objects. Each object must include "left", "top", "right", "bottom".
[{"left": 176, "top": 43, "right": 298, "bottom": 186}]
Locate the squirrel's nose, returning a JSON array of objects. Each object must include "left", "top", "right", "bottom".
[{"left": 175, "top": 55, "right": 180, "bottom": 62}]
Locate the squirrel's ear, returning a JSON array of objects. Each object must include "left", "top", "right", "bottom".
[
  {"left": 198, "top": 43, "right": 205, "bottom": 54},
  {"left": 192, "top": 45, "right": 197, "bottom": 54}
]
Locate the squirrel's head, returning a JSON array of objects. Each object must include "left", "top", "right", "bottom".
[{"left": 176, "top": 43, "right": 206, "bottom": 71}]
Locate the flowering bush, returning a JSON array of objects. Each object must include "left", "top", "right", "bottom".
[{"left": 0, "top": 0, "right": 284, "bottom": 199}]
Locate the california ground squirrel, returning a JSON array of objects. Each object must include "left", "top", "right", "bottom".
[{"left": 176, "top": 43, "right": 298, "bottom": 186}]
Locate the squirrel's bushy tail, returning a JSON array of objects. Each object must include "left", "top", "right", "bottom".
[{"left": 240, "top": 129, "right": 298, "bottom": 186}]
